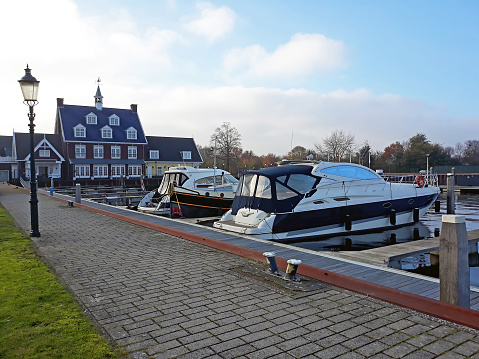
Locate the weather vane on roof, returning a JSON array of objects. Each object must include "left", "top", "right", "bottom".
[{"left": 95, "top": 77, "right": 101, "bottom": 86}]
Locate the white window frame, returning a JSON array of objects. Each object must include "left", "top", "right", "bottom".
[
  {"left": 111, "top": 145, "right": 121, "bottom": 159},
  {"left": 75, "top": 144, "right": 86, "bottom": 159},
  {"left": 150, "top": 150, "right": 159, "bottom": 159},
  {"left": 109, "top": 115, "right": 120, "bottom": 126},
  {"left": 101, "top": 125, "right": 112, "bottom": 139},
  {"left": 128, "top": 146, "right": 137, "bottom": 159},
  {"left": 74, "top": 165, "right": 90, "bottom": 178},
  {"left": 128, "top": 165, "right": 142, "bottom": 177},
  {"left": 126, "top": 127, "right": 137, "bottom": 140},
  {"left": 181, "top": 151, "right": 192, "bottom": 160},
  {"left": 39, "top": 149, "right": 50, "bottom": 157},
  {"left": 157, "top": 167, "right": 163, "bottom": 176},
  {"left": 111, "top": 165, "right": 125, "bottom": 178},
  {"left": 93, "top": 165, "right": 108, "bottom": 178},
  {"left": 74, "top": 124, "right": 86, "bottom": 138},
  {"left": 93, "top": 145, "right": 104, "bottom": 159},
  {"left": 86, "top": 113, "right": 97, "bottom": 125}
]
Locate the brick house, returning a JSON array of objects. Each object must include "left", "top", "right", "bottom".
[{"left": 54, "top": 87, "right": 147, "bottom": 181}]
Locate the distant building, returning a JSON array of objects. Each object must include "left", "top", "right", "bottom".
[
  {"left": 0, "top": 135, "right": 14, "bottom": 182},
  {"left": 12, "top": 133, "right": 65, "bottom": 181},
  {"left": 54, "top": 87, "right": 147, "bottom": 180},
  {"left": 145, "top": 136, "right": 203, "bottom": 178}
]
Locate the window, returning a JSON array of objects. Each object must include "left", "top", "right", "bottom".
[
  {"left": 284, "top": 174, "right": 318, "bottom": 194},
  {"left": 111, "top": 165, "right": 125, "bottom": 178},
  {"left": 74, "top": 124, "right": 86, "bottom": 138},
  {"left": 128, "top": 146, "right": 137, "bottom": 159},
  {"left": 255, "top": 176, "right": 272, "bottom": 199},
  {"left": 128, "top": 165, "right": 142, "bottom": 177},
  {"left": 157, "top": 167, "right": 162, "bottom": 176},
  {"left": 240, "top": 174, "right": 257, "bottom": 197},
  {"left": 181, "top": 151, "right": 192, "bottom": 160},
  {"left": 101, "top": 126, "right": 112, "bottom": 139},
  {"left": 126, "top": 127, "right": 137, "bottom": 140},
  {"left": 109, "top": 115, "right": 120, "bottom": 126},
  {"left": 93, "top": 165, "right": 108, "bottom": 178},
  {"left": 150, "top": 150, "right": 159, "bottom": 159},
  {"left": 93, "top": 145, "right": 104, "bottom": 159},
  {"left": 75, "top": 145, "right": 86, "bottom": 159},
  {"left": 111, "top": 145, "right": 121, "bottom": 159},
  {"left": 320, "top": 166, "right": 380, "bottom": 180},
  {"left": 86, "top": 113, "right": 97, "bottom": 124},
  {"left": 39, "top": 150, "right": 50, "bottom": 157},
  {"left": 74, "top": 165, "right": 90, "bottom": 178}
]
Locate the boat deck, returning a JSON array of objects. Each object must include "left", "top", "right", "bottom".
[{"left": 45, "top": 189, "right": 479, "bottom": 310}]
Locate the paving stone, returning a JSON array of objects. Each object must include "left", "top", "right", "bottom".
[
  {"left": 445, "top": 331, "right": 475, "bottom": 344},
  {"left": 406, "top": 333, "right": 438, "bottom": 348},
  {"left": 423, "top": 339, "right": 457, "bottom": 355},
  {"left": 401, "top": 349, "right": 436, "bottom": 359},
  {"left": 452, "top": 340, "right": 479, "bottom": 356},
  {"left": 379, "top": 332, "right": 410, "bottom": 345},
  {"left": 287, "top": 342, "right": 323, "bottom": 357},
  {"left": 342, "top": 335, "right": 375, "bottom": 350},
  {"left": 355, "top": 341, "right": 391, "bottom": 356},
  {"left": 382, "top": 342, "right": 417, "bottom": 358}
]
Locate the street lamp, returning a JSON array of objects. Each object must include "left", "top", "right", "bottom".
[{"left": 18, "top": 65, "right": 40, "bottom": 237}]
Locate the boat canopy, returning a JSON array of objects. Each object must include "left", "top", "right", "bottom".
[{"left": 231, "top": 165, "right": 321, "bottom": 214}]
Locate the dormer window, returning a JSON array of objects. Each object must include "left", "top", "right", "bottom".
[
  {"left": 150, "top": 150, "right": 159, "bottom": 159},
  {"left": 126, "top": 127, "right": 137, "bottom": 140},
  {"left": 181, "top": 151, "right": 192, "bottom": 160},
  {"left": 101, "top": 125, "right": 112, "bottom": 139},
  {"left": 74, "top": 124, "right": 86, "bottom": 138},
  {"left": 109, "top": 114, "right": 120, "bottom": 126},
  {"left": 86, "top": 112, "right": 97, "bottom": 124}
]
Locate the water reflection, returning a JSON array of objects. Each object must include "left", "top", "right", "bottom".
[{"left": 292, "top": 222, "right": 431, "bottom": 252}]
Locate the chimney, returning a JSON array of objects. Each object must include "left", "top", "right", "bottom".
[
  {"left": 57, "top": 98, "right": 64, "bottom": 107},
  {"left": 130, "top": 104, "right": 137, "bottom": 113}
]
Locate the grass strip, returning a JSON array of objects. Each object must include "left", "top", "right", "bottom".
[{"left": 0, "top": 206, "right": 124, "bottom": 358}]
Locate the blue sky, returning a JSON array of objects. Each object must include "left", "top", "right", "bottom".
[{"left": 1, "top": 0, "right": 478, "bottom": 156}]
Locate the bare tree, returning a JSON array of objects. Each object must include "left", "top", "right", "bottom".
[
  {"left": 210, "top": 122, "right": 242, "bottom": 172},
  {"left": 315, "top": 130, "right": 355, "bottom": 161}
]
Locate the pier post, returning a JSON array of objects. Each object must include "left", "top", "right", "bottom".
[
  {"left": 446, "top": 173, "right": 455, "bottom": 214},
  {"left": 439, "top": 215, "right": 470, "bottom": 308},
  {"left": 75, "top": 183, "right": 81, "bottom": 204}
]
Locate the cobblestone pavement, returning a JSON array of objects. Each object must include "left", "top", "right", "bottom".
[{"left": 1, "top": 184, "right": 479, "bottom": 359}]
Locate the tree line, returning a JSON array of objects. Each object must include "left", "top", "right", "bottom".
[{"left": 198, "top": 123, "right": 479, "bottom": 174}]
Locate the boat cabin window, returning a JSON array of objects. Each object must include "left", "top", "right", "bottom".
[
  {"left": 255, "top": 176, "right": 272, "bottom": 199},
  {"left": 158, "top": 172, "right": 189, "bottom": 194},
  {"left": 320, "top": 166, "right": 380, "bottom": 180},
  {"left": 282, "top": 174, "right": 318, "bottom": 194},
  {"left": 240, "top": 174, "right": 257, "bottom": 197},
  {"left": 195, "top": 174, "right": 239, "bottom": 186},
  {"left": 276, "top": 182, "right": 298, "bottom": 200}
]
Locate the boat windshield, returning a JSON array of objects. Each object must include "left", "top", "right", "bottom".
[
  {"left": 320, "top": 165, "right": 380, "bottom": 180},
  {"left": 158, "top": 172, "right": 189, "bottom": 194}
]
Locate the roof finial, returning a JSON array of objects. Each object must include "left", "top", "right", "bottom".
[{"left": 94, "top": 77, "right": 103, "bottom": 110}]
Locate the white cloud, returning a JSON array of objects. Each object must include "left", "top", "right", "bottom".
[
  {"left": 223, "top": 33, "right": 347, "bottom": 80},
  {"left": 185, "top": 2, "right": 236, "bottom": 41}
]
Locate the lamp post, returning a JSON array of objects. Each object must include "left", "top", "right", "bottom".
[{"left": 18, "top": 65, "right": 41, "bottom": 237}]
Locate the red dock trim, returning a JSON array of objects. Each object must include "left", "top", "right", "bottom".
[{"left": 43, "top": 193, "right": 479, "bottom": 330}]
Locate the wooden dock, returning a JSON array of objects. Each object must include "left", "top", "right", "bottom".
[{"left": 326, "top": 230, "right": 479, "bottom": 268}]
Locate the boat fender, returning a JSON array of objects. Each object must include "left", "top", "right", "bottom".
[
  {"left": 345, "top": 214, "right": 352, "bottom": 231},
  {"left": 168, "top": 183, "right": 174, "bottom": 196},
  {"left": 205, "top": 192, "right": 210, "bottom": 197},
  {"left": 389, "top": 209, "right": 396, "bottom": 225},
  {"left": 413, "top": 208, "right": 420, "bottom": 222},
  {"left": 415, "top": 175, "right": 425, "bottom": 188},
  {"left": 220, "top": 193, "right": 224, "bottom": 198}
]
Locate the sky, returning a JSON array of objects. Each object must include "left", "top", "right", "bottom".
[{"left": 1, "top": 0, "right": 478, "bottom": 157}]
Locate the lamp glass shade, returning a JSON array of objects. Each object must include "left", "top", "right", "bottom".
[{"left": 18, "top": 66, "right": 40, "bottom": 102}]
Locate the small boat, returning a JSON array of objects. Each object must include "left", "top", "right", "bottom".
[
  {"left": 213, "top": 160, "right": 440, "bottom": 241},
  {"left": 138, "top": 166, "right": 239, "bottom": 218}
]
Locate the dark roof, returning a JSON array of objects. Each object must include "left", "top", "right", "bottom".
[
  {"left": 146, "top": 136, "right": 203, "bottom": 163},
  {"left": 248, "top": 165, "right": 313, "bottom": 179},
  {"left": 58, "top": 104, "right": 147, "bottom": 144},
  {"left": 0, "top": 135, "right": 12, "bottom": 157},
  {"left": 14, "top": 133, "right": 64, "bottom": 160}
]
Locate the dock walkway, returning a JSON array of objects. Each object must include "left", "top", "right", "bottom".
[
  {"left": 2, "top": 183, "right": 479, "bottom": 358},
  {"left": 46, "top": 187, "right": 479, "bottom": 311}
]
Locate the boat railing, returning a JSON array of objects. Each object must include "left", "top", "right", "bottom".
[{"left": 382, "top": 173, "right": 438, "bottom": 187}]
